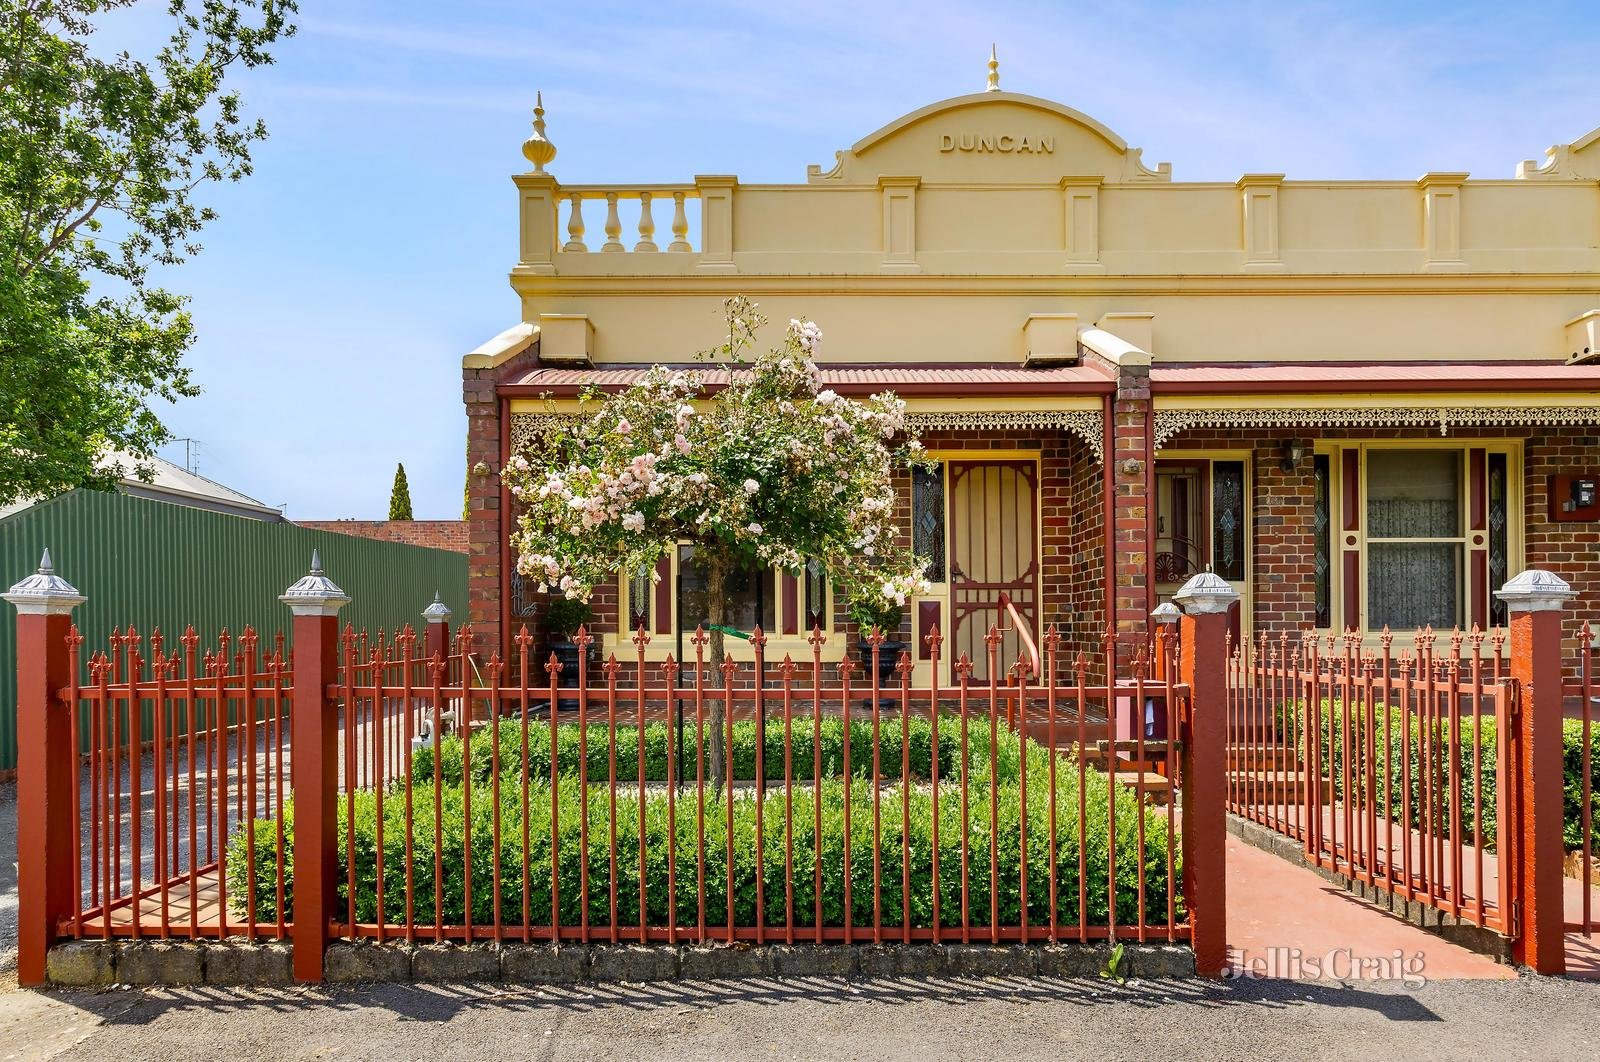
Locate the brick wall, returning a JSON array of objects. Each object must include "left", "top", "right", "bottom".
[
  {"left": 1525, "top": 426, "right": 1600, "bottom": 669},
  {"left": 296, "top": 520, "right": 469, "bottom": 554}
]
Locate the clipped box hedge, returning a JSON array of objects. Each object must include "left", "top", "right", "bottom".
[{"left": 231, "top": 719, "right": 1180, "bottom": 932}]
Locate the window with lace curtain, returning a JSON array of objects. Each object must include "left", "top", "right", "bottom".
[{"left": 1365, "top": 449, "right": 1463, "bottom": 630}]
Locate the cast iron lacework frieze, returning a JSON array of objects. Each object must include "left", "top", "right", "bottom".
[{"left": 1152, "top": 405, "right": 1600, "bottom": 450}]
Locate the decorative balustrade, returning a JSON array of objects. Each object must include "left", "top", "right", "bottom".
[{"left": 556, "top": 186, "right": 699, "bottom": 254}]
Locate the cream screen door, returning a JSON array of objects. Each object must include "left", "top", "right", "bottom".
[{"left": 948, "top": 460, "right": 1040, "bottom": 683}]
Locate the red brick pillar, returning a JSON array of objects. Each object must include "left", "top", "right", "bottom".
[
  {"left": 1496, "top": 569, "right": 1573, "bottom": 974},
  {"left": 281, "top": 551, "right": 350, "bottom": 982},
  {"left": 1174, "top": 571, "right": 1238, "bottom": 979},
  {"left": 1111, "top": 361, "right": 1152, "bottom": 640},
  {"left": 5, "top": 550, "right": 86, "bottom": 987}
]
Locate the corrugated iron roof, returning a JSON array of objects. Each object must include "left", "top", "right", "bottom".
[{"left": 508, "top": 363, "right": 1113, "bottom": 394}]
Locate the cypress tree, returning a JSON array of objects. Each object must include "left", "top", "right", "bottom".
[{"left": 389, "top": 462, "right": 414, "bottom": 520}]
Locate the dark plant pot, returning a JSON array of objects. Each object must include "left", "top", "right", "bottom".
[
  {"left": 857, "top": 639, "right": 907, "bottom": 706},
  {"left": 549, "top": 639, "right": 600, "bottom": 709}
]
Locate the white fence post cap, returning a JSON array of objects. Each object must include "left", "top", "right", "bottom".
[
  {"left": 1495, "top": 569, "right": 1574, "bottom": 613},
  {"left": 3, "top": 548, "right": 86, "bottom": 616},
  {"left": 280, "top": 549, "right": 350, "bottom": 617},
  {"left": 1172, "top": 571, "right": 1239, "bottom": 616},
  {"left": 423, "top": 591, "right": 453, "bottom": 623}
]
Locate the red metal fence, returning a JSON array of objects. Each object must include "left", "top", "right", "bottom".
[
  {"left": 1567, "top": 621, "right": 1597, "bottom": 938},
  {"left": 63, "top": 626, "right": 294, "bottom": 942},
  {"left": 22, "top": 599, "right": 1238, "bottom": 983},
  {"left": 328, "top": 624, "right": 1188, "bottom": 947},
  {"left": 1227, "top": 627, "right": 1515, "bottom": 935}
]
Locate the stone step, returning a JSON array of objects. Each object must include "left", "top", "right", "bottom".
[{"left": 1228, "top": 770, "right": 1332, "bottom": 802}]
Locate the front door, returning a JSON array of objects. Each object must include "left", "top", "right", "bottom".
[
  {"left": 948, "top": 460, "right": 1039, "bottom": 683},
  {"left": 1155, "top": 457, "right": 1248, "bottom": 642}
]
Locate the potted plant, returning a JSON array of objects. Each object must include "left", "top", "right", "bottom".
[
  {"left": 545, "top": 597, "right": 596, "bottom": 704},
  {"left": 848, "top": 594, "right": 907, "bottom": 691}
]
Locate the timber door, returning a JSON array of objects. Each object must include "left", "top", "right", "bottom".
[{"left": 948, "top": 460, "right": 1040, "bottom": 683}]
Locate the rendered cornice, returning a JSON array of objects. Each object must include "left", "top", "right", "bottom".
[{"left": 509, "top": 272, "right": 1600, "bottom": 297}]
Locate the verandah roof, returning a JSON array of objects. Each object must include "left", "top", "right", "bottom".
[{"left": 501, "top": 363, "right": 1117, "bottom": 397}]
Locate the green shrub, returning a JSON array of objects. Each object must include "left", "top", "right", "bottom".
[
  {"left": 410, "top": 713, "right": 1005, "bottom": 790},
  {"left": 230, "top": 725, "right": 1179, "bottom": 931}
]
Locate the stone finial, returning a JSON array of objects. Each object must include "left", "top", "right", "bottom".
[
  {"left": 1172, "top": 571, "right": 1240, "bottom": 616},
  {"left": 279, "top": 550, "right": 350, "bottom": 617},
  {"left": 986, "top": 44, "right": 1000, "bottom": 92},
  {"left": 1151, "top": 602, "right": 1182, "bottom": 625},
  {"left": 1495, "top": 569, "right": 1575, "bottom": 613},
  {"left": 522, "top": 89, "right": 557, "bottom": 173},
  {"left": 422, "top": 590, "right": 453, "bottom": 623},
  {"left": 4, "top": 548, "right": 86, "bottom": 616}
]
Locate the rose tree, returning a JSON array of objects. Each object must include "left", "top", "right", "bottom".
[{"left": 503, "top": 298, "right": 931, "bottom": 779}]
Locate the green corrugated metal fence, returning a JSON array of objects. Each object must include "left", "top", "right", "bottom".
[{"left": 0, "top": 489, "right": 468, "bottom": 772}]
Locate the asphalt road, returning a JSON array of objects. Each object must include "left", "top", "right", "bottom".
[{"left": 2, "top": 970, "right": 1600, "bottom": 1061}]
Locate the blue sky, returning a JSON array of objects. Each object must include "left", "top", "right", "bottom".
[{"left": 104, "top": 0, "right": 1598, "bottom": 519}]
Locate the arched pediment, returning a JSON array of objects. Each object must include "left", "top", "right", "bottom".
[{"left": 808, "top": 92, "right": 1171, "bottom": 184}]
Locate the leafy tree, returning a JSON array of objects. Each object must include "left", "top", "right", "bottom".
[
  {"left": 503, "top": 297, "right": 930, "bottom": 782},
  {"left": 389, "top": 461, "right": 413, "bottom": 520},
  {"left": 0, "top": 0, "right": 298, "bottom": 507}
]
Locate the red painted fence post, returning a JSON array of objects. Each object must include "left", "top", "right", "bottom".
[
  {"left": 5, "top": 550, "right": 86, "bottom": 987},
  {"left": 1496, "top": 569, "right": 1573, "bottom": 975},
  {"left": 423, "top": 590, "right": 452, "bottom": 676},
  {"left": 281, "top": 551, "right": 350, "bottom": 982},
  {"left": 1173, "top": 571, "right": 1238, "bottom": 979}
]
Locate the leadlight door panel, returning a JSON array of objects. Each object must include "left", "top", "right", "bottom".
[{"left": 948, "top": 461, "right": 1039, "bottom": 683}]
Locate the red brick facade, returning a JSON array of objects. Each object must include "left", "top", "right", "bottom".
[{"left": 296, "top": 520, "right": 469, "bottom": 554}]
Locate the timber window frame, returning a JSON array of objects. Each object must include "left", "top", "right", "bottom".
[
  {"left": 612, "top": 545, "right": 838, "bottom": 662},
  {"left": 1315, "top": 439, "right": 1523, "bottom": 636}
]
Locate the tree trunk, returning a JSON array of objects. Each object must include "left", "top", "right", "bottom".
[{"left": 706, "top": 554, "right": 728, "bottom": 789}]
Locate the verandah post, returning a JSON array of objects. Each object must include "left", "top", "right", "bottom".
[
  {"left": 1173, "top": 571, "right": 1238, "bottom": 979},
  {"left": 282, "top": 551, "right": 350, "bottom": 982},
  {"left": 1496, "top": 569, "right": 1573, "bottom": 975},
  {"left": 4, "top": 550, "right": 86, "bottom": 987}
]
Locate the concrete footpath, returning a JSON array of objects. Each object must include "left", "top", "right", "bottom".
[{"left": 2, "top": 971, "right": 1599, "bottom": 1061}]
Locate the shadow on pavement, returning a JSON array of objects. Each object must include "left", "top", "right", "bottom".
[{"left": 46, "top": 972, "right": 1447, "bottom": 1027}]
